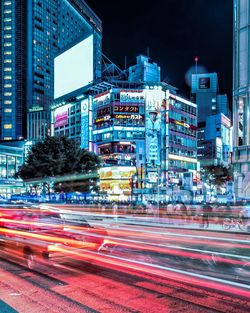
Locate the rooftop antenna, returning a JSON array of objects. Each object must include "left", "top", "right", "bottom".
[
  {"left": 124, "top": 56, "right": 127, "bottom": 71},
  {"left": 194, "top": 56, "right": 199, "bottom": 74},
  {"left": 147, "top": 47, "right": 150, "bottom": 57}
]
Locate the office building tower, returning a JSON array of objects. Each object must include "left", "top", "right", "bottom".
[
  {"left": 217, "top": 94, "right": 230, "bottom": 118},
  {"left": 192, "top": 72, "right": 232, "bottom": 168},
  {"left": 128, "top": 55, "right": 161, "bottom": 83},
  {"left": 232, "top": 0, "right": 250, "bottom": 198},
  {"left": 0, "top": 0, "right": 102, "bottom": 141},
  {"left": 191, "top": 73, "right": 219, "bottom": 122}
]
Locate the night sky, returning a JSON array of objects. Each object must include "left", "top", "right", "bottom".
[{"left": 87, "top": 0, "right": 233, "bottom": 101}]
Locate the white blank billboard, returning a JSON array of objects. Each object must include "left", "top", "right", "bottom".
[{"left": 54, "top": 35, "right": 93, "bottom": 99}]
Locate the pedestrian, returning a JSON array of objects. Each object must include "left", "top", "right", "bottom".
[
  {"left": 201, "top": 202, "right": 213, "bottom": 228},
  {"left": 179, "top": 202, "right": 187, "bottom": 223}
]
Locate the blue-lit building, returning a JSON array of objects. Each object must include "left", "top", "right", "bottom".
[
  {"left": 192, "top": 72, "right": 232, "bottom": 168},
  {"left": 233, "top": 0, "right": 250, "bottom": 199},
  {"left": 0, "top": 141, "right": 25, "bottom": 198},
  {"left": 128, "top": 55, "right": 161, "bottom": 83},
  {"left": 197, "top": 113, "right": 232, "bottom": 167},
  {"left": 0, "top": 0, "right": 102, "bottom": 141}
]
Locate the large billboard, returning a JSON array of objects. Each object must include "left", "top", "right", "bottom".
[
  {"left": 54, "top": 105, "right": 70, "bottom": 128},
  {"left": 54, "top": 35, "right": 93, "bottom": 99}
]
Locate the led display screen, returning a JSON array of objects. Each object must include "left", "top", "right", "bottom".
[
  {"left": 54, "top": 105, "right": 70, "bottom": 128},
  {"left": 97, "top": 107, "right": 111, "bottom": 117},
  {"left": 199, "top": 77, "right": 210, "bottom": 89},
  {"left": 54, "top": 35, "right": 93, "bottom": 99}
]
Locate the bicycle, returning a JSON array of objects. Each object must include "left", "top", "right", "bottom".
[{"left": 223, "top": 217, "right": 246, "bottom": 231}]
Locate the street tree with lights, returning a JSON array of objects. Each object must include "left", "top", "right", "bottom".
[{"left": 16, "top": 136, "right": 101, "bottom": 198}]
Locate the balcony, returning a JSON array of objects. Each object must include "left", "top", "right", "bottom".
[{"left": 232, "top": 145, "right": 250, "bottom": 163}]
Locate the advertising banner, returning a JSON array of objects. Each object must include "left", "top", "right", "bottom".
[
  {"left": 145, "top": 90, "right": 164, "bottom": 166},
  {"left": 81, "top": 99, "right": 89, "bottom": 149},
  {"left": 54, "top": 106, "right": 69, "bottom": 128}
]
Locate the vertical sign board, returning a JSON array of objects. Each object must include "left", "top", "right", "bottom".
[
  {"left": 81, "top": 99, "right": 89, "bottom": 149},
  {"left": 145, "top": 89, "right": 164, "bottom": 167}
]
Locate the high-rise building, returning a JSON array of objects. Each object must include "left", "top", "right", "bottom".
[
  {"left": 191, "top": 73, "right": 219, "bottom": 122},
  {"left": 128, "top": 55, "right": 161, "bottom": 83},
  {"left": 0, "top": 0, "right": 102, "bottom": 141},
  {"left": 192, "top": 72, "right": 232, "bottom": 168},
  {"left": 232, "top": 0, "right": 250, "bottom": 199}
]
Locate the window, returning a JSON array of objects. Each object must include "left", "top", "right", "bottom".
[
  {"left": 4, "top": 84, "right": 12, "bottom": 88},
  {"left": 4, "top": 100, "right": 12, "bottom": 104},
  {"left": 4, "top": 109, "right": 12, "bottom": 113},
  {"left": 4, "top": 18, "right": 12, "bottom": 22},
  {"left": 4, "top": 137, "right": 12, "bottom": 140},
  {"left": 4, "top": 92, "right": 12, "bottom": 96},
  {"left": 4, "top": 51, "right": 12, "bottom": 55},
  {"left": 4, "top": 59, "right": 12, "bottom": 63},
  {"left": 4, "top": 124, "right": 12, "bottom": 129},
  {"left": 4, "top": 26, "right": 12, "bottom": 30},
  {"left": 4, "top": 76, "right": 12, "bottom": 80},
  {"left": 4, "top": 43, "right": 12, "bottom": 47},
  {"left": 4, "top": 35, "right": 12, "bottom": 39},
  {"left": 4, "top": 68, "right": 12, "bottom": 72},
  {"left": 4, "top": 10, "right": 12, "bottom": 14}
]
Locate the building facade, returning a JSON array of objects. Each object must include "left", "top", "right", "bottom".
[
  {"left": 128, "top": 55, "right": 161, "bottom": 83},
  {"left": 197, "top": 113, "right": 232, "bottom": 167},
  {"left": 51, "top": 81, "right": 198, "bottom": 202},
  {"left": 0, "top": 141, "right": 25, "bottom": 198},
  {"left": 233, "top": 0, "right": 250, "bottom": 199},
  {"left": 0, "top": 0, "right": 102, "bottom": 141},
  {"left": 192, "top": 72, "right": 232, "bottom": 169}
]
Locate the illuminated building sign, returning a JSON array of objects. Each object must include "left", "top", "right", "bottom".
[
  {"left": 97, "top": 107, "right": 111, "bottom": 117},
  {"left": 114, "top": 114, "right": 143, "bottom": 120},
  {"left": 169, "top": 118, "right": 197, "bottom": 130},
  {"left": 95, "top": 115, "right": 111, "bottom": 123},
  {"left": 120, "top": 90, "right": 144, "bottom": 102},
  {"left": 54, "top": 106, "right": 69, "bottom": 128},
  {"left": 199, "top": 77, "right": 210, "bottom": 89},
  {"left": 221, "top": 115, "right": 231, "bottom": 128},
  {"left": 114, "top": 105, "right": 139, "bottom": 113},
  {"left": 94, "top": 91, "right": 109, "bottom": 99}
]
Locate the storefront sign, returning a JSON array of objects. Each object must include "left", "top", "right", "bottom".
[
  {"left": 114, "top": 105, "right": 139, "bottom": 113},
  {"left": 114, "top": 114, "right": 143, "bottom": 120}
]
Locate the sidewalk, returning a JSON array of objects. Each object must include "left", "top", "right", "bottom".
[{"left": 97, "top": 214, "right": 250, "bottom": 234}]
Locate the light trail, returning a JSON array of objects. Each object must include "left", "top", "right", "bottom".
[{"left": 48, "top": 245, "right": 250, "bottom": 299}]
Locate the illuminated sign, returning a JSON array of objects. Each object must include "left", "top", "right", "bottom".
[
  {"left": 114, "top": 105, "right": 139, "bottom": 113},
  {"left": 120, "top": 90, "right": 144, "bottom": 102},
  {"left": 199, "top": 77, "right": 210, "bottom": 89},
  {"left": 54, "top": 105, "right": 70, "bottom": 128},
  {"left": 97, "top": 107, "right": 111, "bottom": 117},
  {"left": 169, "top": 118, "right": 197, "bottom": 130},
  {"left": 81, "top": 99, "right": 89, "bottom": 149},
  {"left": 29, "top": 106, "right": 43, "bottom": 112},
  {"left": 114, "top": 114, "right": 143, "bottom": 120},
  {"left": 94, "top": 91, "right": 109, "bottom": 99},
  {"left": 54, "top": 35, "right": 93, "bottom": 99},
  {"left": 95, "top": 115, "right": 111, "bottom": 123},
  {"left": 221, "top": 114, "right": 231, "bottom": 128}
]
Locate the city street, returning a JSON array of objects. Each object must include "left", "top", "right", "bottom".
[{"left": 0, "top": 205, "right": 249, "bottom": 313}]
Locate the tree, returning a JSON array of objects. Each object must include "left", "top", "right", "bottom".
[
  {"left": 201, "top": 165, "right": 233, "bottom": 199},
  {"left": 16, "top": 136, "right": 101, "bottom": 194}
]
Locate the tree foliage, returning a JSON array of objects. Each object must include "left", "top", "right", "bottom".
[
  {"left": 16, "top": 136, "right": 101, "bottom": 180},
  {"left": 201, "top": 164, "right": 233, "bottom": 194}
]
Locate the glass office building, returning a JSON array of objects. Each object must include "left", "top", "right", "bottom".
[
  {"left": 233, "top": 0, "right": 250, "bottom": 199},
  {"left": 0, "top": 141, "right": 25, "bottom": 198},
  {"left": 0, "top": 0, "right": 102, "bottom": 141}
]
